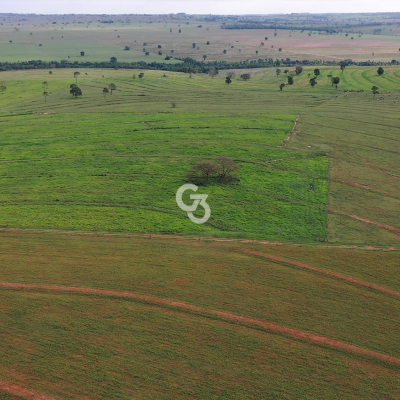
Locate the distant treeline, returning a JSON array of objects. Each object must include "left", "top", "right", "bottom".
[
  {"left": 0, "top": 58, "right": 394, "bottom": 73},
  {"left": 221, "top": 24, "right": 338, "bottom": 33}
]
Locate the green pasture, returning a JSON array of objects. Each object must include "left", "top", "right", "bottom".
[
  {"left": 0, "top": 66, "right": 399, "bottom": 242},
  {"left": 0, "top": 109, "right": 328, "bottom": 240}
]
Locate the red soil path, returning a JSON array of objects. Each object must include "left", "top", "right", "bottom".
[
  {"left": 239, "top": 248, "right": 400, "bottom": 299},
  {"left": 330, "top": 209, "right": 400, "bottom": 235},
  {"left": 0, "top": 380, "right": 56, "bottom": 399},
  {"left": 1, "top": 281, "right": 400, "bottom": 366},
  {"left": 331, "top": 178, "right": 400, "bottom": 200},
  {"left": 362, "top": 157, "right": 400, "bottom": 183}
]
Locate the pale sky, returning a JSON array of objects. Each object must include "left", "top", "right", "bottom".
[{"left": 1, "top": 0, "right": 400, "bottom": 15}]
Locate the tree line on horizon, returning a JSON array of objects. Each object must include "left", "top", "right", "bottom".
[{"left": 0, "top": 57, "right": 396, "bottom": 74}]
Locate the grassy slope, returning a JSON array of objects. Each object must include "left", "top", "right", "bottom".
[
  {"left": 0, "top": 234, "right": 399, "bottom": 399},
  {"left": 0, "top": 66, "right": 399, "bottom": 399},
  {"left": 0, "top": 69, "right": 330, "bottom": 241},
  {"left": 0, "top": 66, "right": 399, "bottom": 243},
  {"left": 288, "top": 67, "right": 400, "bottom": 243}
]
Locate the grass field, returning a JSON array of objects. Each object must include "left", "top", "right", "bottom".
[
  {"left": 0, "top": 69, "right": 333, "bottom": 241},
  {"left": 0, "top": 42, "right": 399, "bottom": 399},
  {"left": 1, "top": 13, "right": 400, "bottom": 63},
  {"left": 0, "top": 66, "right": 399, "bottom": 243},
  {"left": 0, "top": 234, "right": 399, "bottom": 399}
]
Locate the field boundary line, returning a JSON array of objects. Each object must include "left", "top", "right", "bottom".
[
  {"left": 238, "top": 248, "right": 400, "bottom": 299},
  {"left": 0, "top": 380, "right": 57, "bottom": 399},
  {"left": 0, "top": 227, "right": 398, "bottom": 250},
  {"left": 1, "top": 281, "right": 400, "bottom": 367}
]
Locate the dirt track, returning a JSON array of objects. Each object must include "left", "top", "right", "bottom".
[
  {"left": 1, "top": 281, "right": 400, "bottom": 367},
  {"left": 331, "top": 178, "right": 400, "bottom": 200},
  {"left": 240, "top": 248, "right": 400, "bottom": 298},
  {"left": 330, "top": 209, "right": 400, "bottom": 235}
]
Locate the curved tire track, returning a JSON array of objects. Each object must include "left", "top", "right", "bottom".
[
  {"left": 330, "top": 209, "right": 400, "bottom": 235},
  {"left": 1, "top": 281, "right": 400, "bottom": 366},
  {"left": 331, "top": 178, "right": 400, "bottom": 200},
  {"left": 239, "top": 248, "right": 400, "bottom": 299}
]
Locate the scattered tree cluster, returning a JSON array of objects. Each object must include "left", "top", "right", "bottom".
[{"left": 186, "top": 157, "right": 240, "bottom": 185}]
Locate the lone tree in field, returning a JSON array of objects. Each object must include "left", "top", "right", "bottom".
[
  {"left": 377, "top": 67, "right": 384, "bottom": 75},
  {"left": 339, "top": 62, "right": 346, "bottom": 73},
  {"left": 331, "top": 76, "right": 340, "bottom": 89},
  {"left": 310, "top": 77, "right": 317, "bottom": 87},
  {"left": 226, "top": 71, "right": 235, "bottom": 79},
  {"left": 276, "top": 68, "right": 282, "bottom": 78},
  {"left": 209, "top": 69, "right": 218, "bottom": 78},
  {"left": 225, "top": 76, "right": 232, "bottom": 84},
  {"left": 295, "top": 66, "right": 303, "bottom": 75},
  {"left": 192, "top": 43, "right": 196, "bottom": 48},
  {"left": 287, "top": 76, "right": 294, "bottom": 85},
  {"left": 186, "top": 161, "right": 218, "bottom": 185},
  {"left": 138, "top": 72, "right": 145, "bottom": 79},
  {"left": 73, "top": 71, "right": 80, "bottom": 85},
  {"left": 284, "top": 69, "right": 289, "bottom": 75},
  {"left": 186, "top": 157, "right": 240, "bottom": 185},
  {"left": 70, "top": 84, "right": 82, "bottom": 97},
  {"left": 80, "top": 51, "right": 85, "bottom": 56},
  {"left": 108, "top": 83, "right": 116, "bottom": 95},
  {"left": 214, "top": 156, "right": 240, "bottom": 182},
  {"left": 43, "top": 91, "right": 49, "bottom": 102},
  {"left": 371, "top": 85, "right": 379, "bottom": 98},
  {"left": 110, "top": 57, "right": 117, "bottom": 63},
  {"left": 42, "top": 81, "right": 48, "bottom": 90},
  {"left": 279, "top": 83, "right": 285, "bottom": 91},
  {"left": 0, "top": 85, "right": 6, "bottom": 95},
  {"left": 314, "top": 68, "right": 320, "bottom": 78},
  {"left": 240, "top": 73, "right": 251, "bottom": 81},
  {"left": 0, "top": 81, "right": 6, "bottom": 93},
  {"left": 203, "top": 55, "right": 207, "bottom": 61},
  {"left": 103, "top": 87, "right": 109, "bottom": 98}
]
